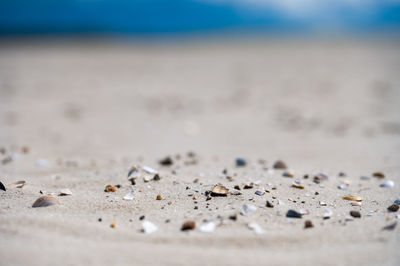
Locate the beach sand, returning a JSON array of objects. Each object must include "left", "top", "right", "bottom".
[{"left": 0, "top": 38, "right": 400, "bottom": 265}]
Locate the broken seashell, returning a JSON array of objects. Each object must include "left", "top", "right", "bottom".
[
  {"left": 255, "top": 189, "right": 264, "bottom": 196},
  {"left": 240, "top": 204, "right": 257, "bottom": 216},
  {"left": 319, "top": 201, "right": 327, "bottom": 206},
  {"left": 243, "top": 183, "right": 254, "bottom": 189},
  {"left": 342, "top": 195, "right": 363, "bottom": 201},
  {"left": 283, "top": 170, "right": 295, "bottom": 178},
  {"left": 32, "top": 195, "right": 60, "bottom": 208},
  {"left": 211, "top": 184, "right": 229, "bottom": 196},
  {"left": 323, "top": 209, "right": 333, "bottom": 219},
  {"left": 199, "top": 221, "right": 216, "bottom": 233},
  {"left": 58, "top": 189, "right": 72, "bottom": 196},
  {"left": 142, "top": 166, "right": 158, "bottom": 175},
  {"left": 273, "top": 160, "right": 287, "bottom": 169},
  {"left": 299, "top": 209, "right": 310, "bottom": 215},
  {"left": 247, "top": 222, "right": 264, "bottom": 234},
  {"left": 337, "top": 183, "right": 348, "bottom": 190},
  {"left": 9, "top": 180, "right": 25, "bottom": 188},
  {"left": 292, "top": 181, "right": 305, "bottom": 189},
  {"left": 345, "top": 216, "right": 354, "bottom": 222},
  {"left": 141, "top": 221, "right": 158, "bottom": 234},
  {"left": 123, "top": 186, "right": 135, "bottom": 200},
  {"left": 351, "top": 202, "right": 362, "bottom": 207},
  {"left": 181, "top": 221, "right": 196, "bottom": 231},
  {"left": 105, "top": 185, "right": 118, "bottom": 192},
  {"left": 380, "top": 180, "right": 394, "bottom": 188},
  {"left": 156, "top": 195, "right": 163, "bottom": 200},
  {"left": 127, "top": 166, "right": 141, "bottom": 183},
  {"left": 0, "top": 181, "right": 6, "bottom": 191},
  {"left": 382, "top": 222, "right": 397, "bottom": 231}
]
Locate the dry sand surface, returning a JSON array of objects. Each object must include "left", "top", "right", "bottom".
[{"left": 0, "top": 38, "right": 400, "bottom": 265}]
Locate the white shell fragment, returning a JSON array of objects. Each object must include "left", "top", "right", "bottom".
[
  {"left": 127, "top": 166, "right": 141, "bottom": 179},
  {"left": 142, "top": 166, "right": 158, "bottom": 175},
  {"left": 9, "top": 181, "right": 26, "bottom": 188},
  {"left": 58, "top": 189, "right": 72, "bottom": 196},
  {"left": 319, "top": 201, "right": 327, "bottom": 206},
  {"left": 255, "top": 189, "right": 264, "bottom": 196},
  {"left": 345, "top": 216, "right": 354, "bottom": 222},
  {"left": 123, "top": 186, "right": 135, "bottom": 200},
  {"left": 337, "top": 183, "right": 348, "bottom": 190},
  {"left": 247, "top": 223, "right": 264, "bottom": 234},
  {"left": 240, "top": 204, "right": 257, "bottom": 216},
  {"left": 141, "top": 221, "right": 158, "bottom": 234},
  {"left": 380, "top": 180, "right": 394, "bottom": 188},
  {"left": 394, "top": 198, "right": 400, "bottom": 205},
  {"left": 199, "top": 221, "right": 216, "bottom": 233},
  {"left": 323, "top": 209, "right": 333, "bottom": 219}
]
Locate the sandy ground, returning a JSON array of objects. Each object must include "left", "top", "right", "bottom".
[{"left": 0, "top": 38, "right": 400, "bottom": 265}]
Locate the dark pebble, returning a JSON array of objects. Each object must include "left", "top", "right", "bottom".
[
  {"left": 266, "top": 201, "right": 274, "bottom": 208},
  {"left": 382, "top": 222, "right": 397, "bottom": 231},
  {"left": 388, "top": 204, "right": 399, "bottom": 212},
  {"left": 139, "top": 215, "right": 145, "bottom": 220},
  {"left": 98, "top": 218, "right": 102, "bottom": 222},
  {"left": 153, "top": 174, "right": 161, "bottom": 181},
  {"left": 0, "top": 181, "right": 5, "bottom": 191},
  {"left": 273, "top": 160, "right": 287, "bottom": 170},
  {"left": 235, "top": 158, "right": 247, "bottom": 167},
  {"left": 286, "top": 209, "right": 302, "bottom": 218},
  {"left": 304, "top": 220, "right": 314, "bottom": 228},
  {"left": 159, "top": 156, "right": 173, "bottom": 166},
  {"left": 350, "top": 211, "right": 361, "bottom": 218},
  {"left": 229, "top": 214, "right": 237, "bottom": 221},
  {"left": 181, "top": 221, "right": 196, "bottom": 231}
]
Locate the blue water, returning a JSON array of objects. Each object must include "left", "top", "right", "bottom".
[{"left": 0, "top": 0, "right": 399, "bottom": 35}]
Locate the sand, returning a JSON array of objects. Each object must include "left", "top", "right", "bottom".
[{"left": 0, "top": 38, "right": 400, "bottom": 265}]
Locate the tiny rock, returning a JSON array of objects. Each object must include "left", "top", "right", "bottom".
[
  {"left": 266, "top": 200, "right": 274, "bottom": 208},
  {"left": 59, "top": 189, "right": 72, "bottom": 196},
  {"left": 382, "top": 222, "right": 397, "bottom": 231},
  {"left": 156, "top": 195, "right": 163, "bottom": 200},
  {"left": 211, "top": 184, "right": 229, "bottom": 197},
  {"left": 110, "top": 222, "right": 116, "bottom": 228},
  {"left": 286, "top": 209, "right": 302, "bottom": 218},
  {"left": 388, "top": 204, "right": 399, "bottom": 212},
  {"left": 159, "top": 156, "right": 173, "bottom": 166},
  {"left": 350, "top": 211, "right": 361, "bottom": 218},
  {"left": 380, "top": 180, "right": 394, "bottom": 188},
  {"left": 372, "top": 172, "right": 385, "bottom": 179},
  {"left": 283, "top": 170, "right": 295, "bottom": 178},
  {"left": 181, "top": 221, "right": 196, "bottom": 231},
  {"left": 304, "top": 220, "right": 314, "bottom": 229},
  {"left": 235, "top": 158, "right": 247, "bottom": 167},
  {"left": 0, "top": 181, "right": 6, "bottom": 191},
  {"left": 273, "top": 160, "right": 287, "bottom": 170},
  {"left": 105, "top": 185, "right": 118, "bottom": 192}
]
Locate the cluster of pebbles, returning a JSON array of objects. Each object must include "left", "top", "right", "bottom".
[{"left": 1, "top": 148, "right": 399, "bottom": 235}]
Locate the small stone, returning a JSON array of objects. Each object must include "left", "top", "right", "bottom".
[
  {"left": 304, "top": 220, "right": 314, "bottom": 229},
  {"left": 139, "top": 215, "right": 145, "bottom": 220},
  {"left": 159, "top": 156, "right": 173, "bottom": 166},
  {"left": 286, "top": 209, "right": 302, "bottom": 218},
  {"left": 319, "top": 201, "right": 327, "bottom": 206},
  {"left": 153, "top": 174, "right": 161, "bottom": 181},
  {"left": 351, "top": 202, "right": 362, "bottom": 207},
  {"left": 22, "top": 146, "right": 30, "bottom": 154},
  {"left": 181, "top": 221, "right": 196, "bottom": 231},
  {"left": 380, "top": 180, "right": 394, "bottom": 188},
  {"left": 98, "top": 218, "right": 102, "bottom": 222},
  {"left": 110, "top": 222, "right": 116, "bottom": 228},
  {"left": 235, "top": 158, "right": 247, "bottom": 167},
  {"left": 229, "top": 214, "right": 237, "bottom": 221},
  {"left": 266, "top": 201, "right": 274, "bottom": 208},
  {"left": 193, "top": 178, "right": 199, "bottom": 183},
  {"left": 0, "top": 181, "right": 6, "bottom": 191},
  {"left": 388, "top": 204, "right": 399, "bottom": 212},
  {"left": 337, "top": 183, "right": 348, "bottom": 190},
  {"left": 372, "top": 172, "right": 385, "bottom": 179},
  {"left": 156, "top": 195, "right": 163, "bottom": 200},
  {"left": 1, "top": 156, "right": 13, "bottom": 165},
  {"left": 243, "top": 183, "right": 254, "bottom": 189},
  {"left": 234, "top": 185, "right": 241, "bottom": 190},
  {"left": 273, "top": 160, "right": 287, "bottom": 170},
  {"left": 338, "top": 172, "right": 346, "bottom": 177},
  {"left": 255, "top": 189, "right": 264, "bottom": 196},
  {"left": 105, "top": 185, "right": 118, "bottom": 192},
  {"left": 350, "top": 211, "right": 361, "bottom": 218}
]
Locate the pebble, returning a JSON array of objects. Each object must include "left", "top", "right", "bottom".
[
  {"left": 181, "top": 221, "right": 196, "bottom": 231},
  {"left": 319, "top": 201, "right": 327, "bottom": 206},
  {"left": 313, "top": 173, "right": 329, "bottom": 183},
  {"left": 58, "top": 189, "right": 72, "bottom": 196},
  {"left": 110, "top": 222, "right": 116, "bottom": 228},
  {"left": 142, "top": 166, "right": 158, "bottom": 175},
  {"left": 255, "top": 189, "right": 264, "bottom": 196},
  {"left": 123, "top": 186, "right": 135, "bottom": 200},
  {"left": 240, "top": 204, "right": 257, "bottom": 216},
  {"left": 394, "top": 198, "right": 400, "bottom": 205},
  {"left": 380, "top": 180, "right": 394, "bottom": 188},
  {"left": 141, "top": 221, "right": 158, "bottom": 234},
  {"left": 345, "top": 216, "right": 354, "bottom": 222},
  {"left": 32, "top": 196, "right": 60, "bottom": 208},
  {"left": 247, "top": 223, "right": 264, "bottom": 234},
  {"left": 156, "top": 195, "right": 163, "bottom": 200},
  {"left": 159, "top": 156, "right": 173, "bottom": 166},
  {"left": 304, "top": 220, "right": 314, "bottom": 229},
  {"left": 350, "top": 211, "right": 361, "bottom": 218},
  {"left": 266, "top": 201, "right": 274, "bottom": 208},
  {"left": 387, "top": 204, "right": 399, "bottom": 212},
  {"left": 372, "top": 172, "right": 385, "bottom": 179},
  {"left": 273, "top": 160, "right": 287, "bottom": 170},
  {"left": 286, "top": 209, "right": 302, "bottom": 218},
  {"left": 337, "top": 183, "right": 348, "bottom": 190},
  {"left": 0, "top": 181, "right": 6, "bottom": 191},
  {"left": 235, "top": 158, "right": 247, "bottom": 167},
  {"left": 351, "top": 202, "right": 362, "bottom": 207}
]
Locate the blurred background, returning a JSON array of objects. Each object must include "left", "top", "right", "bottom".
[{"left": 0, "top": 0, "right": 400, "bottom": 170}]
